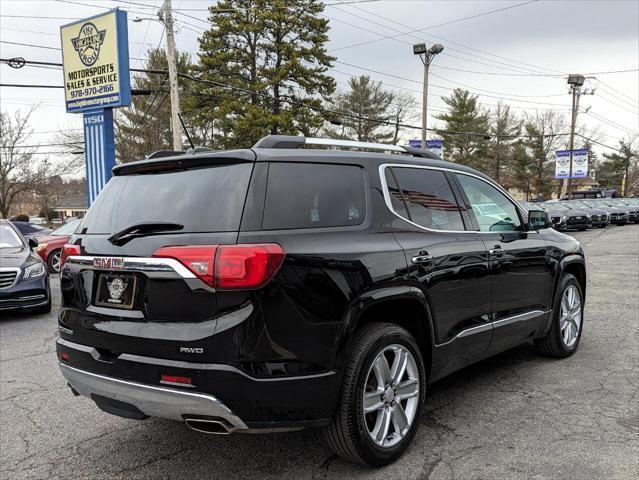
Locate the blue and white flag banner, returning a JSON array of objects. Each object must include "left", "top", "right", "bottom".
[
  {"left": 83, "top": 108, "right": 116, "bottom": 205},
  {"left": 408, "top": 139, "right": 444, "bottom": 158},
  {"left": 555, "top": 149, "right": 589, "bottom": 179}
]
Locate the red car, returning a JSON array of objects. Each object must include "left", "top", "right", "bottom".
[{"left": 36, "top": 220, "right": 81, "bottom": 273}]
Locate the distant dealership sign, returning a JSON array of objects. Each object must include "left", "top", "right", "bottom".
[
  {"left": 60, "top": 9, "right": 131, "bottom": 113},
  {"left": 555, "top": 148, "right": 589, "bottom": 179},
  {"left": 409, "top": 139, "right": 444, "bottom": 158}
]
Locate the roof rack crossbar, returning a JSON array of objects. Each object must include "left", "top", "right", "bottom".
[
  {"left": 251, "top": 135, "right": 444, "bottom": 159},
  {"left": 252, "top": 135, "right": 408, "bottom": 153},
  {"left": 304, "top": 137, "right": 407, "bottom": 153}
]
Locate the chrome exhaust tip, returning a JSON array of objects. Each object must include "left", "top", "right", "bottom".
[{"left": 184, "top": 417, "right": 235, "bottom": 435}]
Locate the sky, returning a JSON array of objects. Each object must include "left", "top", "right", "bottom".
[{"left": 1, "top": 0, "right": 638, "bottom": 164}]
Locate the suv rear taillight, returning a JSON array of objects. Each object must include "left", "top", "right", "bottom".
[
  {"left": 153, "top": 244, "right": 284, "bottom": 290},
  {"left": 60, "top": 244, "right": 81, "bottom": 268}
]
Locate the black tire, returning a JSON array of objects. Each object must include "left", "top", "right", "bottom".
[
  {"left": 47, "top": 249, "right": 62, "bottom": 273},
  {"left": 324, "top": 323, "right": 426, "bottom": 466},
  {"left": 534, "top": 273, "right": 583, "bottom": 358}
]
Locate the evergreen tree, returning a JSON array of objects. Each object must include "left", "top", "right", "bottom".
[
  {"left": 597, "top": 138, "right": 638, "bottom": 196},
  {"left": 434, "top": 89, "right": 489, "bottom": 169},
  {"left": 486, "top": 102, "right": 521, "bottom": 183},
  {"left": 116, "top": 49, "right": 192, "bottom": 162},
  {"left": 521, "top": 110, "right": 567, "bottom": 199},
  {"left": 325, "top": 76, "right": 395, "bottom": 142},
  {"left": 189, "top": 0, "right": 335, "bottom": 149}
]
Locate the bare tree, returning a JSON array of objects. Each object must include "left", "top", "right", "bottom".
[
  {"left": 389, "top": 91, "right": 419, "bottom": 145},
  {"left": 0, "top": 108, "right": 72, "bottom": 218}
]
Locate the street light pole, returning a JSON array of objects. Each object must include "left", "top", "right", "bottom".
[
  {"left": 413, "top": 43, "right": 443, "bottom": 151},
  {"left": 422, "top": 59, "right": 429, "bottom": 150},
  {"left": 159, "top": 0, "right": 182, "bottom": 152}
]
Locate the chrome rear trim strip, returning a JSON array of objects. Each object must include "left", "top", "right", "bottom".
[
  {"left": 59, "top": 363, "right": 248, "bottom": 428},
  {"left": 64, "top": 255, "right": 196, "bottom": 279}
]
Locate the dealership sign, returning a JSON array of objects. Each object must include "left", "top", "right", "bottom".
[
  {"left": 60, "top": 9, "right": 131, "bottom": 113},
  {"left": 60, "top": 9, "right": 131, "bottom": 205},
  {"left": 409, "top": 139, "right": 444, "bottom": 158},
  {"left": 555, "top": 148, "right": 589, "bottom": 179}
]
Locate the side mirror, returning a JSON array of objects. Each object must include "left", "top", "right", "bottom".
[
  {"left": 528, "top": 210, "right": 550, "bottom": 230},
  {"left": 28, "top": 237, "right": 39, "bottom": 249}
]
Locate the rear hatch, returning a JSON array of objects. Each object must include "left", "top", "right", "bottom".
[{"left": 60, "top": 154, "right": 256, "bottom": 362}]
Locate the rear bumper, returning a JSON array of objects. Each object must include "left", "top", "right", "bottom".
[
  {"left": 60, "top": 362, "right": 248, "bottom": 430},
  {"left": 56, "top": 338, "right": 339, "bottom": 428}
]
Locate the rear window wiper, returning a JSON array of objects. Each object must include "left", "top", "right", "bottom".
[{"left": 108, "top": 221, "right": 184, "bottom": 246}]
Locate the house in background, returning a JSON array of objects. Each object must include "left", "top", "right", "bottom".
[{"left": 54, "top": 195, "right": 88, "bottom": 221}]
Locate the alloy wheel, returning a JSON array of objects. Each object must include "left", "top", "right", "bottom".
[
  {"left": 560, "top": 285, "right": 582, "bottom": 347},
  {"left": 51, "top": 251, "right": 61, "bottom": 273},
  {"left": 362, "top": 344, "right": 420, "bottom": 448}
]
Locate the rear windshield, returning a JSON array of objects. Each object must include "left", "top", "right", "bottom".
[
  {"left": 262, "top": 162, "right": 366, "bottom": 230},
  {"left": 81, "top": 164, "right": 253, "bottom": 234}
]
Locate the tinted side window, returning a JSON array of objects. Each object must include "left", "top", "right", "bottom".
[
  {"left": 456, "top": 174, "right": 522, "bottom": 232},
  {"left": 389, "top": 167, "right": 465, "bottom": 231},
  {"left": 262, "top": 163, "right": 365, "bottom": 230}
]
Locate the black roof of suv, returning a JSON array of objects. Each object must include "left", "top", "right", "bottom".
[{"left": 57, "top": 135, "right": 586, "bottom": 467}]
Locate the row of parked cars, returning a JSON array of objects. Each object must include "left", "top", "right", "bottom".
[{"left": 521, "top": 197, "right": 639, "bottom": 231}]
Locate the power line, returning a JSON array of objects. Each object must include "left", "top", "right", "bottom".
[
  {"left": 595, "top": 80, "right": 638, "bottom": 107},
  {"left": 328, "top": 0, "right": 539, "bottom": 52},
  {"left": 328, "top": 2, "right": 552, "bottom": 77}
]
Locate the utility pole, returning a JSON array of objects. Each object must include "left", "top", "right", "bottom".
[
  {"left": 565, "top": 76, "right": 582, "bottom": 200},
  {"left": 562, "top": 75, "right": 596, "bottom": 199},
  {"left": 413, "top": 43, "right": 444, "bottom": 150},
  {"left": 159, "top": 0, "right": 182, "bottom": 152}
]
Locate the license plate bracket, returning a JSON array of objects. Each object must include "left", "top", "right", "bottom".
[{"left": 95, "top": 273, "right": 137, "bottom": 310}]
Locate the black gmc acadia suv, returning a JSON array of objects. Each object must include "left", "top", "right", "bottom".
[{"left": 57, "top": 136, "right": 586, "bottom": 466}]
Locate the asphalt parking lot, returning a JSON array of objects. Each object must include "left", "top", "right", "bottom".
[{"left": 1, "top": 226, "right": 638, "bottom": 480}]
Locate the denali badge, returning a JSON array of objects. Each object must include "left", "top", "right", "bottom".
[
  {"left": 180, "top": 347, "right": 204, "bottom": 354},
  {"left": 93, "top": 257, "right": 125, "bottom": 270},
  {"left": 107, "top": 278, "right": 127, "bottom": 302}
]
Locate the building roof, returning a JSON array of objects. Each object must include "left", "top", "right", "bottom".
[{"left": 54, "top": 194, "right": 88, "bottom": 210}]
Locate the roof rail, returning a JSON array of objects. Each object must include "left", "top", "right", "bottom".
[
  {"left": 253, "top": 135, "right": 408, "bottom": 154},
  {"left": 251, "top": 135, "right": 444, "bottom": 159}
]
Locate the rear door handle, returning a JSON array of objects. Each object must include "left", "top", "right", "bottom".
[{"left": 411, "top": 251, "right": 434, "bottom": 264}]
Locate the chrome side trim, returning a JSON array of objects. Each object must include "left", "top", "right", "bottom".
[
  {"left": 59, "top": 363, "right": 248, "bottom": 428},
  {"left": 379, "top": 163, "right": 530, "bottom": 235},
  {"left": 436, "top": 310, "right": 548, "bottom": 347},
  {"left": 64, "top": 255, "right": 196, "bottom": 279},
  {"left": 305, "top": 137, "right": 407, "bottom": 153},
  {"left": 492, "top": 310, "right": 546, "bottom": 328},
  {"left": 57, "top": 338, "right": 336, "bottom": 382}
]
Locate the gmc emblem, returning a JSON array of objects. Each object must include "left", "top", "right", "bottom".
[{"left": 93, "top": 257, "right": 125, "bottom": 269}]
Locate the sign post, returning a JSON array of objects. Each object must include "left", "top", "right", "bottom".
[{"left": 60, "top": 8, "right": 130, "bottom": 205}]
